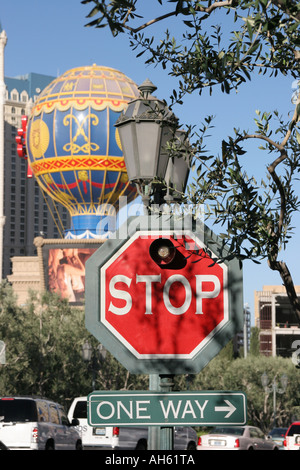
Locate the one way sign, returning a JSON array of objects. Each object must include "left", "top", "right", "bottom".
[{"left": 88, "top": 391, "right": 247, "bottom": 427}]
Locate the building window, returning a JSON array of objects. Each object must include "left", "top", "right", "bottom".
[
  {"left": 11, "top": 89, "right": 19, "bottom": 101},
  {"left": 21, "top": 91, "right": 28, "bottom": 102}
]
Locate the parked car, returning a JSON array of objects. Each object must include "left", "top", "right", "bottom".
[
  {"left": 283, "top": 422, "right": 300, "bottom": 450},
  {"left": 0, "top": 396, "right": 82, "bottom": 450},
  {"left": 68, "top": 396, "right": 197, "bottom": 450},
  {"left": 197, "top": 425, "right": 279, "bottom": 450},
  {"left": 267, "top": 427, "right": 288, "bottom": 449}
]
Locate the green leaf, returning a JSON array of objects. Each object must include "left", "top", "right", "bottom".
[{"left": 86, "top": 6, "right": 100, "bottom": 18}]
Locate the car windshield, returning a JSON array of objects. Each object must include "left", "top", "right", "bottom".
[
  {"left": 0, "top": 399, "right": 37, "bottom": 423},
  {"left": 287, "top": 424, "right": 300, "bottom": 436},
  {"left": 211, "top": 427, "right": 245, "bottom": 436},
  {"left": 269, "top": 428, "right": 287, "bottom": 437},
  {"left": 73, "top": 401, "right": 87, "bottom": 419}
]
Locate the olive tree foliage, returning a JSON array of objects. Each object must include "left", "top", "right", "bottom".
[
  {"left": 219, "top": 355, "right": 298, "bottom": 431},
  {"left": 81, "top": 0, "right": 300, "bottom": 94},
  {"left": 0, "top": 283, "right": 147, "bottom": 407},
  {"left": 82, "top": 0, "right": 300, "bottom": 321},
  {"left": 176, "top": 353, "right": 300, "bottom": 432}
]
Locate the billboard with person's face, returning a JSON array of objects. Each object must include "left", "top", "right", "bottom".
[{"left": 35, "top": 238, "right": 104, "bottom": 305}]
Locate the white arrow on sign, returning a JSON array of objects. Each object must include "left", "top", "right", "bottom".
[{"left": 214, "top": 400, "right": 236, "bottom": 418}]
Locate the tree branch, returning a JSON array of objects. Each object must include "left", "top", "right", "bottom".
[
  {"left": 270, "top": 0, "right": 300, "bottom": 21},
  {"left": 195, "top": 0, "right": 237, "bottom": 14},
  {"left": 120, "top": 0, "right": 300, "bottom": 35},
  {"left": 234, "top": 110, "right": 300, "bottom": 321},
  {"left": 123, "top": 10, "right": 178, "bottom": 33},
  {"left": 122, "top": 0, "right": 238, "bottom": 33}
]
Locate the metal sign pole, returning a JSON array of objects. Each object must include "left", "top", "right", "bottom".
[
  {"left": 159, "top": 375, "right": 174, "bottom": 450},
  {"left": 148, "top": 374, "right": 174, "bottom": 450},
  {"left": 148, "top": 374, "right": 160, "bottom": 450}
]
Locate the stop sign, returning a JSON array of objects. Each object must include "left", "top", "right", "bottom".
[{"left": 85, "top": 216, "right": 243, "bottom": 374}]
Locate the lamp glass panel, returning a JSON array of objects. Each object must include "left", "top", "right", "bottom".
[
  {"left": 135, "top": 122, "right": 162, "bottom": 179},
  {"left": 117, "top": 122, "right": 139, "bottom": 181}
]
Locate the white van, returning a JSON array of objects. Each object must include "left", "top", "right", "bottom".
[
  {"left": 0, "top": 396, "right": 82, "bottom": 450},
  {"left": 68, "top": 396, "right": 197, "bottom": 450}
]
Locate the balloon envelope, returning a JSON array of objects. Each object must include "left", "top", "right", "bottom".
[{"left": 26, "top": 65, "right": 139, "bottom": 238}]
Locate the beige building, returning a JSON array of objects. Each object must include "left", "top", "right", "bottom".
[
  {"left": 254, "top": 285, "right": 300, "bottom": 357},
  {"left": 7, "top": 255, "right": 42, "bottom": 305}
]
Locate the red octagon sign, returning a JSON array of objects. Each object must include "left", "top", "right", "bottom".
[
  {"left": 85, "top": 219, "right": 243, "bottom": 374},
  {"left": 102, "top": 231, "right": 227, "bottom": 358}
]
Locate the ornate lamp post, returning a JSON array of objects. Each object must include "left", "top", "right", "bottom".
[
  {"left": 114, "top": 80, "right": 191, "bottom": 451},
  {"left": 261, "top": 372, "right": 288, "bottom": 428},
  {"left": 115, "top": 79, "right": 183, "bottom": 206},
  {"left": 82, "top": 340, "right": 107, "bottom": 389}
]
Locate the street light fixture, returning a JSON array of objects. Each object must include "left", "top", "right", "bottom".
[
  {"left": 0, "top": 340, "right": 5, "bottom": 365},
  {"left": 115, "top": 79, "right": 180, "bottom": 205},
  {"left": 82, "top": 341, "right": 107, "bottom": 389},
  {"left": 82, "top": 340, "right": 93, "bottom": 362},
  {"left": 261, "top": 372, "right": 288, "bottom": 427},
  {"left": 164, "top": 129, "right": 191, "bottom": 203}
]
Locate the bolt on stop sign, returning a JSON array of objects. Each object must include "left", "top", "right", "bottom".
[{"left": 85, "top": 217, "right": 243, "bottom": 374}]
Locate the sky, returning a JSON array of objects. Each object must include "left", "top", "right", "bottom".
[{"left": 1, "top": 0, "right": 299, "bottom": 322}]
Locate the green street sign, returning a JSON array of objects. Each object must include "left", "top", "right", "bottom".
[{"left": 87, "top": 390, "right": 247, "bottom": 427}]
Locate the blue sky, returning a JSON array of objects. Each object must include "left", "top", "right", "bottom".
[{"left": 1, "top": 0, "right": 299, "bottom": 321}]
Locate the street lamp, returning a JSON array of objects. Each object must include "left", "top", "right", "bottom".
[
  {"left": 261, "top": 372, "right": 288, "bottom": 427},
  {"left": 82, "top": 341, "right": 107, "bottom": 389},
  {"left": 163, "top": 129, "right": 191, "bottom": 203},
  {"left": 114, "top": 79, "right": 181, "bottom": 205},
  {"left": 0, "top": 340, "right": 5, "bottom": 365},
  {"left": 115, "top": 81, "right": 190, "bottom": 451},
  {"left": 82, "top": 340, "right": 92, "bottom": 362}
]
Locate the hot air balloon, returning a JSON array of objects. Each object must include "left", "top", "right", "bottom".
[{"left": 26, "top": 65, "right": 139, "bottom": 239}]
